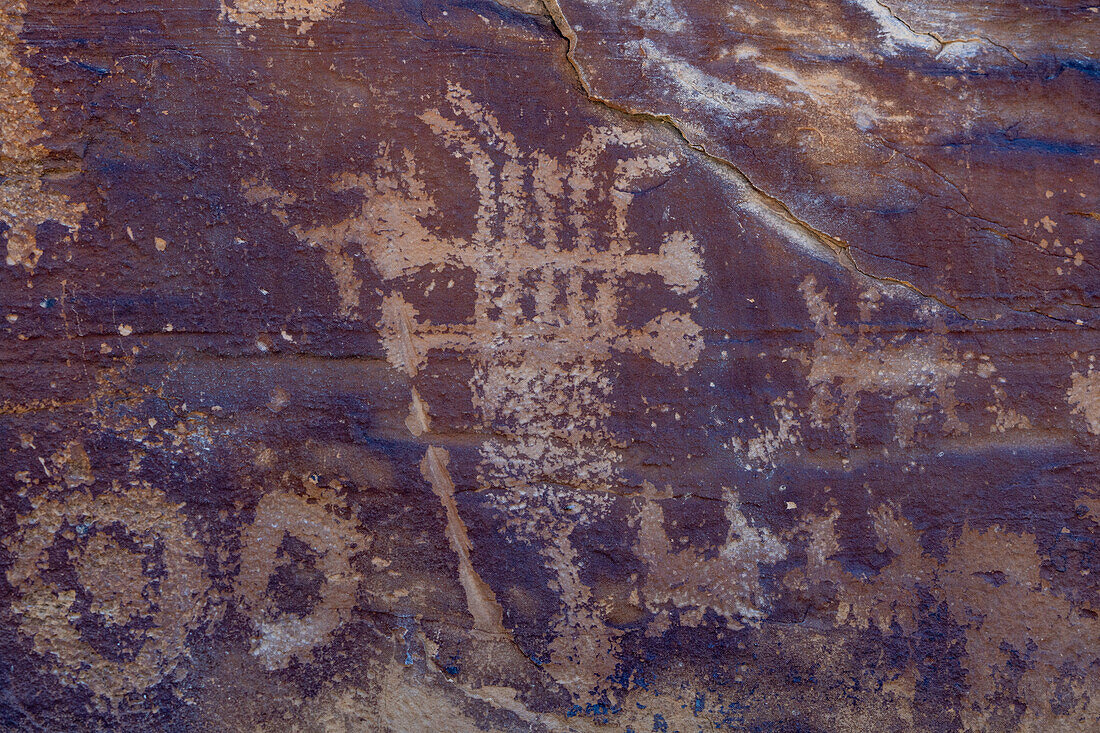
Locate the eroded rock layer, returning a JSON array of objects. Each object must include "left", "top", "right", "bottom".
[{"left": 0, "top": 0, "right": 1097, "bottom": 730}]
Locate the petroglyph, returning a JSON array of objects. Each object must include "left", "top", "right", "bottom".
[
  {"left": 1, "top": 0, "right": 85, "bottom": 269},
  {"left": 220, "top": 0, "right": 343, "bottom": 28},
  {"left": 785, "top": 505, "right": 924, "bottom": 634},
  {"left": 1068, "top": 363, "right": 1100, "bottom": 435},
  {"left": 251, "top": 81, "right": 704, "bottom": 691},
  {"left": 727, "top": 399, "right": 801, "bottom": 472},
  {"left": 730, "top": 277, "right": 1006, "bottom": 468},
  {"left": 796, "top": 276, "right": 970, "bottom": 444},
  {"left": 779, "top": 275, "right": 1023, "bottom": 451},
  {"left": 236, "top": 477, "right": 366, "bottom": 670},
  {"left": 499, "top": 485, "right": 623, "bottom": 696},
  {"left": 264, "top": 84, "right": 708, "bottom": 696},
  {"left": 51, "top": 438, "right": 95, "bottom": 488},
  {"left": 6, "top": 0, "right": 1100, "bottom": 724},
  {"left": 5, "top": 479, "right": 213, "bottom": 707},
  {"left": 407, "top": 87, "right": 702, "bottom": 695},
  {"left": 988, "top": 384, "right": 1033, "bottom": 434},
  {"left": 635, "top": 486, "right": 786, "bottom": 634},
  {"left": 787, "top": 505, "right": 1100, "bottom": 729}
]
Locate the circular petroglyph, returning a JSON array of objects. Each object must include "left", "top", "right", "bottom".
[
  {"left": 4, "top": 484, "right": 213, "bottom": 706},
  {"left": 236, "top": 483, "right": 365, "bottom": 670}
]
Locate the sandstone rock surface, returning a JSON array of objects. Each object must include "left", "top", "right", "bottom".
[{"left": 0, "top": 0, "right": 1098, "bottom": 730}]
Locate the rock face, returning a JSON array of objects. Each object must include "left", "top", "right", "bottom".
[{"left": 0, "top": 0, "right": 1097, "bottom": 729}]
